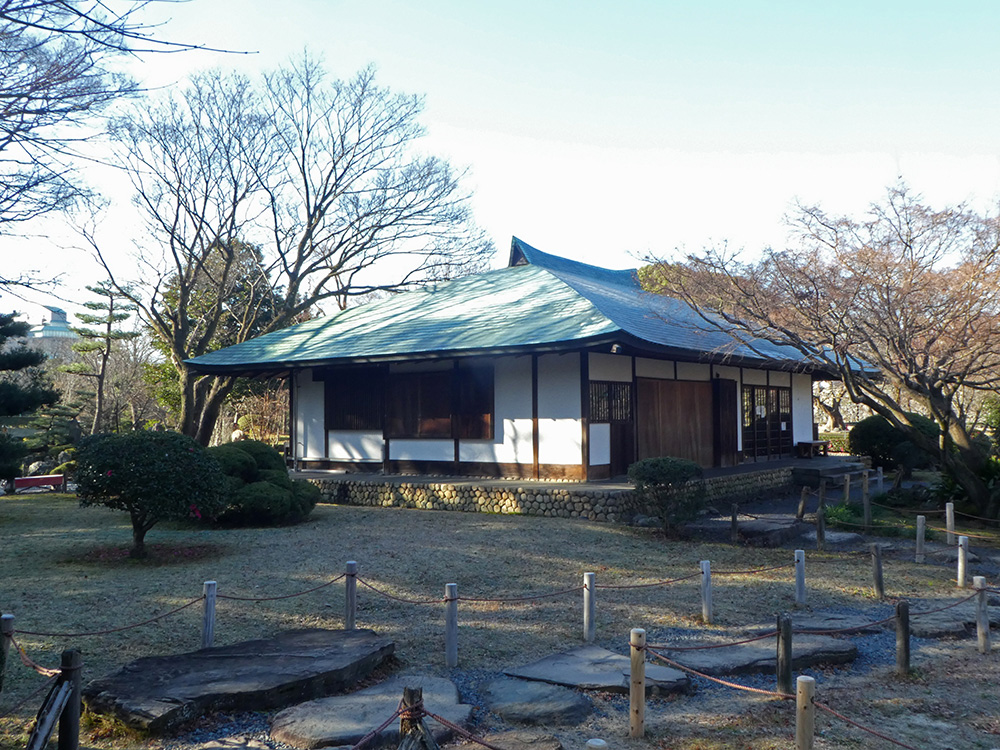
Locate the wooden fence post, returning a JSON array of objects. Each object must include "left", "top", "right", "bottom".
[
  {"left": 777, "top": 613, "right": 793, "bottom": 696},
  {"left": 915, "top": 516, "right": 926, "bottom": 563},
  {"left": 629, "top": 628, "right": 645, "bottom": 739},
  {"left": 794, "top": 550, "right": 806, "bottom": 605},
  {"left": 700, "top": 560, "right": 712, "bottom": 624},
  {"left": 731, "top": 504, "right": 740, "bottom": 543},
  {"left": 974, "top": 576, "right": 991, "bottom": 654},
  {"left": 862, "top": 472, "right": 872, "bottom": 533},
  {"left": 816, "top": 504, "right": 826, "bottom": 552},
  {"left": 896, "top": 600, "right": 910, "bottom": 675},
  {"left": 583, "top": 572, "right": 595, "bottom": 643},
  {"left": 843, "top": 474, "right": 851, "bottom": 503},
  {"left": 871, "top": 544, "right": 885, "bottom": 600},
  {"left": 877, "top": 466, "right": 884, "bottom": 494},
  {"left": 796, "top": 487, "right": 808, "bottom": 522},
  {"left": 795, "top": 675, "right": 815, "bottom": 750},
  {"left": 818, "top": 478, "right": 827, "bottom": 509},
  {"left": 58, "top": 648, "right": 82, "bottom": 750},
  {"left": 202, "top": 581, "right": 216, "bottom": 649},
  {"left": 445, "top": 583, "right": 458, "bottom": 668},
  {"left": 345, "top": 561, "right": 358, "bottom": 630},
  {"left": 0, "top": 614, "right": 13, "bottom": 694},
  {"left": 946, "top": 502, "right": 956, "bottom": 545},
  {"left": 957, "top": 536, "right": 969, "bottom": 588}
]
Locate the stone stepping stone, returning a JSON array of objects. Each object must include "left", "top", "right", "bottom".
[
  {"left": 752, "top": 610, "right": 888, "bottom": 634},
  {"left": 907, "top": 598, "right": 1000, "bottom": 638},
  {"left": 656, "top": 634, "right": 856, "bottom": 676},
  {"left": 505, "top": 644, "right": 690, "bottom": 696},
  {"left": 800, "top": 530, "right": 865, "bottom": 547},
  {"left": 932, "top": 548, "right": 981, "bottom": 563},
  {"left": 270, "top": 675, "right": 471, "bottom": 749},
  {"left": 83, "top": 628, "right": 394, "bottom": 734},
  {"left": 482, "top": 678, "right": 591, "bottom": 725},
  {"left": 468, "top": 731, "right": 563, "bottom": 750}
]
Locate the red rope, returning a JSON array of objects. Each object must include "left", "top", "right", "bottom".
[
  {"left": 347, "top": 701, "right": 405, "bottom": 750},
  {"left": 713, "top": 562, "right": 796, "bottom": 575},
  {"left": 458, "top": 585, "right": 584, "bottom": 603},
  {"left": 594, "top": 571, "right": 701, "bottom": 589},
  {"left": 909, "top": 592, "right": 978, "bottom": 617},
  {"left": 9, "top": 636, "right": 60, "bottom": 678},
  {"left": 0, "top": 674, "right": 59, "bottom": 720},
  {"left": 645, "top": 646, "right": 792, "bottom": 699},
  {"left": 648, "top": 631, "right": 777, "bottom": 651},
  {"left": 424, "top": 709, "right": 513, "bottom": 750},
  {"left": 15, "top": 595, "right": 204, "bottom": 637},
  {"left": 814, "top": 701, "right": 922, "bottom": 750},
  {"left": 217, "top": 573, "right": 347, "bottom": 602},
  {"left": 356, "top": 577, "right": 443, "bottom": 605}
]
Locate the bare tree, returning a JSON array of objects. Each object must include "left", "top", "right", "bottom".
[
  {"left": 0, "top": 1, "right": 238, "bottom": 230},
  {"left": 642, "top": 185, "right": 1000, "bottom": 515},
  {"left": 97, "top": 58, "right": 493, "bottom": 444}
]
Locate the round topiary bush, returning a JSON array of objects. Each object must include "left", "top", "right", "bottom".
[
  {"left": 849, "top": 414, "right": 939, "bottom": 470},
  {"left": 207, "top": 444, "right": 259, "bottom": 483},
  {"left": 208, "top": 440, "right": 315, "bottom": 525},
  {"left": 232, "top": 481, "right": 293, "bottom": 523},
  {"left": 76, "top": 430, "right": 227, "bottom": 557},
  {"left": 233, "top": 439, "right": 287, "bottom": 472}
]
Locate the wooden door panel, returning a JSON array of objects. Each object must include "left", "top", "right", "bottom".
[{"left": 637, "top": 379, "right": 714, "bottom": 467}]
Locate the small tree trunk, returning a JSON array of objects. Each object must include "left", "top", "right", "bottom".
[{"left": 130, "top": 524, "right": 148, "bottom": 558}]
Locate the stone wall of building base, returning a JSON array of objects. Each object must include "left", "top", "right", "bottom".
[{"left": 309, "top": 466, "right": 794, "bottom": 522}]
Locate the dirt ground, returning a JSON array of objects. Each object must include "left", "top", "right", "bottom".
[{"left": 1, "top": 493, "right": 998, "bottom": 749}]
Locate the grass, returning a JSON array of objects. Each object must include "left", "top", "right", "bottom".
[{"left": 1, "top": 492, "right": 998, "bottom": 749}]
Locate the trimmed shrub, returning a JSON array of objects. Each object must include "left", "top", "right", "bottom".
[
  {"left": 76, "top": 430, "right": 227, "bottom": 557},
  {"left": 233, "top": 481, "right": 293, "bottom": 523},
  {"left": 208, "top": 444, "right": 258, "bottom": 483},
  {"left": 627, "top": 456, "right": 705, "bottom": 534},
  {"left": 233, "top": 439, "right": 287, "bottom": 472},
  {"left": 817, "top": 432, "right": 849, "bottom": 453},
  {"left": 849, "top": 414, "right": 939, "bottom": 471},
  {"left": 209, "top": 440, "right": 315, "bottom": 525}
]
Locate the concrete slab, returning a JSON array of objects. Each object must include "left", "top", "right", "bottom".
[
  {"left": 800, "top": 530, "right": 866, "bottom": 547},
  {"left": 270, "top": 675, "right": 471, "bottom": 750},
  {"left": 83, "top": 629, "right": 394, "bottom": 734},
  {"left": 504, "top": 645, "right": 690, "bottom": 696},
  {"left": 752, "top": 610, "right": 888, "bottom": 634},
  {"left": 482, "top": 678, "right": 591, "bottom": 725}
]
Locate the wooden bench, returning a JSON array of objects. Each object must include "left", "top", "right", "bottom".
[
  {"left": 12, "top": 474, "right": 66, "bottom": 492},
  {"left": 796, "top": 440, "right": 830, "bottom": 459}
]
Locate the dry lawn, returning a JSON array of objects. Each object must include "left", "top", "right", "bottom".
[{"left": 0, "top": 493, "right": 998, "bottom": 749}]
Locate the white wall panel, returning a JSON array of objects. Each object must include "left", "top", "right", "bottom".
[
  {"left": 389, "top": 439, "right": 453, "bottom": 461},
  {"left": 589, "top": 352, "right": 632, "bottom": 382},
  {"left": 294, "top": 369, "right": 326, "bottom": 459},
  {"left": 635, "top": 357, "right": 675, "bottom": 379},
  {"left": 459, "top": 356, "right": 533, "bottom": 464},
  {"left": 742, "top": 368, "right": 767, "bottom": 385},
  {"left": 537, "top": 354, "right": 582, "bottom": 464},
  {"left": 327, "top": 431, "right": 382, "bottom": 461},
  {"left": 589, "top": 423, "right": 611, "bottom": 465},
  {"left": 676, "top": 362, "right": 711, "bottom": 381},
  {"left": 791, "top": 373, "right": 815, "bottom": 443}
]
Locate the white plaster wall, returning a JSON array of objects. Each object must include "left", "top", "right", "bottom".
[
  {"left": 742, "top": 368, "right": 767, "bottom": 385},
  {"left": 676, "top": 362, "right": 711, "bottom": 381},
  {"left": 791, "top": 373, "right": 815, "bottom": 443},
  {"left": 328, "top": 431, "right": 382, "bottom": 461},
  {"left": 389, "top": 439, "right": 453, "bottom": 461},
  {"left": 635, "top": 357, "right": 675, "bottom": 379},
  {"left": 589, "top": 352, "right": 632, "bottom": 382},
  {"left": 589, "top": 422, "right": 611, "bottom": 465},
  {"left": 537, "top": 354, "right": 582, "bottom": 464},
  {"left": 714, "top": 365, "right": 741, "bottom": 382},
  {"left": 459, "top": 356, "right": 534, "bottom": 464},
  {"left": 770, "top": 370, "right": 792, "bottom": 387},
  {"left": 294, "top": 369, "right": 326, "bottom": 459}
]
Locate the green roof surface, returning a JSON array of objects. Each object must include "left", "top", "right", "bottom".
[{"left": 187, "top": 238, "right": 818, "bottom": 374}]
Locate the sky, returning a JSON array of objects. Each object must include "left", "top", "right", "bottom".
[{"left": 6, "top": 0, "right": 1000, "bottom": 323}]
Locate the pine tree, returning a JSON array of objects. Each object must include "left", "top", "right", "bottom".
[
  {"left": 0, "top": 313, "right": 59, "bottom": 480},
  {"left": 62, "top": 282, "right": 138, "bottom": 434}
]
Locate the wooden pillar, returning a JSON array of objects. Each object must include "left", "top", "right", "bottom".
[
  {"left": 0, "top": 614, "right": 13, "bottom": 694},
  {"left": 896, "top": 600, "right": 910, "bottom": 675},
  {"left": 629, "top": 628, "right": 645, "bottom": 738},
  {"left": 58, "top": 649, "right": 82, "bottom": 750},
  {"left": 795, "top": 675, "right": 815, "bottom": 750},
  {"left": 444, "top": 583, "right": 458, "bottom": 667},
  {"left": 580, "top": 351, "right": 590, "bottom": 481},
  {"left": 583, "top": 572, "right": 595, "bottom": 643},
  {"left": 777, "top": 613, "right": 793, "bottom": 695},
  {"left": 531, "top": 355, "right": 539, "bottom": 481},
  {"left": 202, "top": 581, "right": 217, "bottom": 649},
  {"left": 974, "top": 576, "right": 991, "bottom": 654},
  {"left": 345, "top": 561, "right": 358, "bottom": 630},
  {"left": 915, "top": 515, "right": 926, "bottom": 563}
]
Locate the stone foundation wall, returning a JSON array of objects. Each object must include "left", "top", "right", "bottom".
[{"left": 310, "top": 466, "right": 794, "bottom": 522}]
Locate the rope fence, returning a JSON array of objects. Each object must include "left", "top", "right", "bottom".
[{"left": 2, "top": 529, "right": 994, "bottom": 748}]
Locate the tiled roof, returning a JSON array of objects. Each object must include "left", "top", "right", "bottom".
[{"left": 186, "top": 238, "right": 818, "bottom": 373}]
